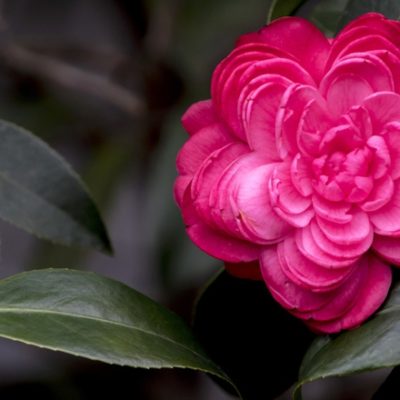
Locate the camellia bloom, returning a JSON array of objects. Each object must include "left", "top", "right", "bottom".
[{"left": 173, "top": 12, "right": 400, "bottom": 333}]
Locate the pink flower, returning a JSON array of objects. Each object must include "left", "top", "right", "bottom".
[{"left": 174, "top": 12, "right": 400, "bottom": 333}]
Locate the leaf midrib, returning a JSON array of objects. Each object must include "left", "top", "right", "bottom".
[{"left": 0, "top": 305, "right": 215, "bottom": 368}]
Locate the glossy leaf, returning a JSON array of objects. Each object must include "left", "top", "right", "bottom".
[
  {"left": 294, "top": 281, "right": 400, "bottom": 400},
  {"left": 267, "top": 0, "right": 309, "bottom": 23},
  {"left": 0, "top": 120, "right": 111, "bottom": 252},
  {"left": 338, "top": 0, "right": 400, "bottom": 31},
  {"left": 193, "top": 270, "right": 315, "bottom": 399},
  {"left": 0, "top": 269, "right": 236, "bottom": 392}
]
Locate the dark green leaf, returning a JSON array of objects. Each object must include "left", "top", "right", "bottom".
[
  {"left": 0, "top": 120, "right": 111, "bottom": 252},
  {"left": 294, "top": 282, "right": 400, "bottom": 400},
  {"left": 337, "top": 0, "right": 400, "bottom": 32},
  {"left": 267, "top": 0, "right": 309, "bottom": 23},
  {"left": 193, "top": 270, "right": 315, "bottom": 400},
  {"left": 0, "top": 269, "right": 236, "bottom": 393}
]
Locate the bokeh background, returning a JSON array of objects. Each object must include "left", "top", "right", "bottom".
[{"left": 0, "top": 1, "right": 390, "bottom": 399}]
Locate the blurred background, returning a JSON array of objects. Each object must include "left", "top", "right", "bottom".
[
  {"left": 0, "top": 0, "right": 269, "bottom": 399},
  {"left": 0, "top": 1, "right": 388, "bottom": 399}
]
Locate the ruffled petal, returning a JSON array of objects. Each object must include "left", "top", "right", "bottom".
[
  {"left": 237, "top": 17, "right": 330, "bottom": 82},
  {"left": 278, "top": 236, "right": 356, "bottom": 292},
  {"left": 316, "top": 209, "right": 371, "bottom": 245},
  {"left": 233, "top": 164, "right": 293, "bottom": 243},
  {"left": 181, "top": 100, "right": 216, "bottom": 135},
  {"left": 181, "top": 185, "right": 260, "bottom": 263},
  {"left": 362, "top": 92, "right": 400, "bottom": 132},
  {"left": 240, "top": 80, "right": 287, "bottom": 158},
  {"left": 370, "top": 180, "right": 400, "bottom": 235},
  {"left": 176, "top": 123, "right": 233, "bottom": 176},
  {"left": 295, "top": 224, "right": 359, "bottom": 268},
  {"left": 260, "top": 247, "right": 333, "bottom": 312},
  {"left": 373, "top": 235, "right": 400, "bottom": 265},
  {"left": 276, "top": 84, "right": 322, "bottom": 158},
  {"left": 308, "top": 255, "right": 391, "bottom": 333}
]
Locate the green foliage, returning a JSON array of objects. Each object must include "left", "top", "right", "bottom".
[
  {"left": 0, "top": 119, "right": 111, "bottom": 252},
  {"left": 0, "top": 269, "right": 237, "bottom": 392},
  {"left": 267, "top": 0, "right": 309, "bottom": 23},
  {"left": 338, "top": 0, "right": 400, "bottom": 31}
]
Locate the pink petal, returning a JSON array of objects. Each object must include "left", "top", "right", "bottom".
[
  {"left": 312, "top": 195, "right": 352, "bottom": 224},
  {"left": 360, "top": 175, "right": 394, "bottom": 212},
  {"left": 382, "top": 122, "right": 400, "bottom": 180},
  {"left": 297, "top": 97, "right": 333, "bottom": 157},
  {"left": 278, "top": 236, "right": 356, "bottom": 292},
  {"left": 240, "top": 80, "right": 288, "bottom": 158},
  {"left": 209, "top": 152, "right": 268, "bottom": 236},
  {"left": 211, "top": 44, "right": 287, "bottom": 139},
  {"left": 181, "top": 100, "right": 216, "bottom": 135},
  {"left": 321, "top": 55, "right": 394, "bottom": 103},
  {"left": 276, "top": 84, "right": 322, "bottom": 158},
  {"left": 191, "top": 143, "right": 249, "bottom": 224},
  {"left": 362, "top": 92, "right": 400, "bottom": 132},
  {"left": 173, "top": 175, "right": 192, "bottom": 207},
  {"left": 290, "top": 154, "right": 313, "bottom": 197},
  {"left": 176, "top": 123, "right": 233, "bottom": 176},
  {"left": 237, "top": 17, "right": 330, "bottom": 83},
  {"left": 370, "top": 181, "right": 400, "bottom": 235},
  {"left": 181, "top": 185, "right": 260, "bottom": 263},
  {"left": 187, "top": 223, "right": 260, "bottom": 263},
  {"left": 325, "top": 74, "right": 373, "bottom": 116},
  {"left": 373, "top": 235, "right": 400, "bottom": 265},
  {"left": 302, "top": 263, "right": 366, "bottom": 322},
  {"left": 260, "top": 247, "right": 333, "bottom": 312},
  {"left": 308, "top": 255, "right": 391, "bottom": 333},
  {"left": 233, "top": 164, "right": 293, "bottom": 243},
  {"left": 316, "top": 210, "right": 371, "bottom": 245},
  {"left": 310, "top": 219, "right": 373, "bottom": 259},
  {"left": 296, "top": 224, "right": 359, "bottom": 268}
]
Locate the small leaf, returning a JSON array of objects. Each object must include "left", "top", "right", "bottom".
[
  {"left": 267, "top": 0, "right": 309, "bottom": 23},
  {"left": 0, "top": 269, "right": 236, "bottom": 393},
  {"left": 294, "top": 281, "right": 400, "bottom": 400},
  {"left": 193, "top": 270, "right": 315, "bottom": 399},
  {"left": 0, "top": 120, "right": 111, "bottom": 252},
  {"left": 338, "top": 0, "right": 400, "bottom": 32}
]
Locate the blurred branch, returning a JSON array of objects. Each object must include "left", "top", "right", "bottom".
[{"left": 0, "top": 42, "right": 146, "bottom": 117}]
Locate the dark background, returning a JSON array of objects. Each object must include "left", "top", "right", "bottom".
[{"left": 0, "top": 0, "right": 268, "bottom": 399}]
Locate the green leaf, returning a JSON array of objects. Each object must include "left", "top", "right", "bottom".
[
  {"left": 0, "top": 119, "right": 111, "bottom": 252},
  {"left": 0, "top": 269, "right": 236, "bottom": 393},
  {"left": 193, "top": 270, "right": 315, "bottom": 399},
  {"left": 338, "top": 0, "right": 400, "bottom": 32},
  {"left": 267, "top": 0, "right": 309, "bottom": 23},
  {"left": 294, "top": 281, "right": 400, "bottom": 400}
]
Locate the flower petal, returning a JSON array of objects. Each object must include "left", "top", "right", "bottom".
[
  {"left": 373, "top": 235, "right": 400, "bottom": 266},
  {"left": 308, "top": 255, "right": 391, "bottom": 333},
  {"left": 181, "top": 100, "right": 216, "bottom": 135}
]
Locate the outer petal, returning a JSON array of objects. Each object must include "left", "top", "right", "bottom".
[
  {"left": 278, "top": 236, "right": 356, "bottom": 292},
  {"left": 373, "top": 235, "right": 400, "bottom": 265},
  {"left": 176, "top": 123, "right": 233, "bottom": 176},
  {"left": 370, "top": 180, "right": 400, "bottom": 236},
  {"left": 181, "top": 100, "right": 216, "bottom": 135},
  {"left": 181, "top": 185, "right": 260, "bottom": 262},
  {"left": 237, "top": 17, "right": 330, "bottom": 82},
  {"left": 308, "top": 256, "right": 391, "bottom": 333}
]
